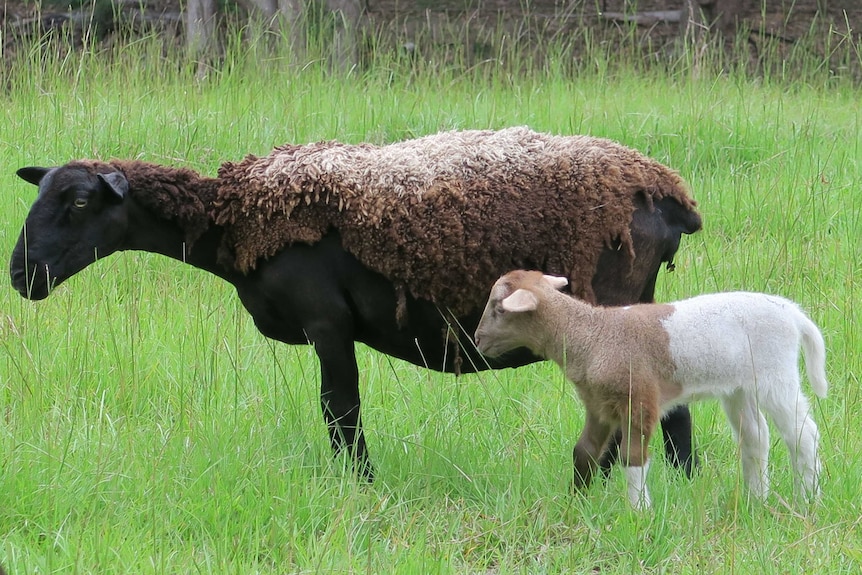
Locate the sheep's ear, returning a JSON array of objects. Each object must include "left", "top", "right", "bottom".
[
  {"left": 501, "top": 289, "right": 538, "bottom": 312},
  {"left": 98, "top": 172, "right": 128, "bottom": 200},
  {"left": 543, "top": 274, "right": 568, "bottom": 291},
  {"left": 17, "top": 167, "right": 51, "bottom": 187}
]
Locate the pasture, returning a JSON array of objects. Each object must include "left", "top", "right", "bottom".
[{"left": 1, "top": 33, "right": 861, "bottom": 573}]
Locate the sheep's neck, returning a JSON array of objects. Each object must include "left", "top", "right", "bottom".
[{"left": 115, "top": 161, "right": 233, "bottom": 279}]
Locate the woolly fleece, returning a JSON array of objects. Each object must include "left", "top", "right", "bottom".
[{"left": 214, "top": 127, "right": 697, "bottom": 315}]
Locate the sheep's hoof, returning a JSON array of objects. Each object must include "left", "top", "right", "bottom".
[{"left": 354, "top": 458, "right": 376, "bottom": 482}]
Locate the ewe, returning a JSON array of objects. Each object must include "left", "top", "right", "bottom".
[
  {"left": 11, "top": 128, "right": 702, "bottom": 480},
  {"left": 474, "top": 270, "right": 827, "bottom": 509}
]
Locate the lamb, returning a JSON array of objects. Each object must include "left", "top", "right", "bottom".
[{"left": 474, "top": 270, "right": 828, "bottom": 509}]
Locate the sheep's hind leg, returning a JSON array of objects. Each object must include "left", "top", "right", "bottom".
[
  {"left": 721, "top": 391, "right": 769, "bottom": 499},
  {"left": 659, "top": 404, "right": 697, "bottom": 476}
]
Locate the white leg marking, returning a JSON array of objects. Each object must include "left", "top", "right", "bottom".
[{"left": 624, "top": 461, "right": 651, "bottom": 510}]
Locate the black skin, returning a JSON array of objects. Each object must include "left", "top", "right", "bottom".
[{"left": 10, "top": 164, "right": 700, "bottom": 481}]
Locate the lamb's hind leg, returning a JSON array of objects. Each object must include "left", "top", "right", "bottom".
[
  {"left": 761, "top": 389, "right": 821, "bottom": 501},
  {"left": 721, "top": 391, "right": 770, "bottom": 499}
]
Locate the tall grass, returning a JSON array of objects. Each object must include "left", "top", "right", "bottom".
[{"left": 1, "top": 24, "right": 861, "bottom": 574}]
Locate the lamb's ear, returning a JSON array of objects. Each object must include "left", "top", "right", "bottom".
[
  {"left": 16, "top": 167, "right": 51, "bottom": 187},
  {"left": 501, "top": 289, "right": 539, "bottom": 312},
  {"left": 98, "top": 172, "right": 129, "bottom": 201},
  {"left": 543, "top": 274, "right": 568, "bottom": 291}
]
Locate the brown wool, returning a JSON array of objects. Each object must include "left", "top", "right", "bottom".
[
  {"left": 73, "top": 159, "right": 217, "bottom": 247},
  {"left": 210, "top": 128, "right": 696, "bottom": 315}
]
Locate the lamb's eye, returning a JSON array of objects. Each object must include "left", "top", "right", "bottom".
[{"left": 73, "top": 198, "right": 88, "bottom": 209}]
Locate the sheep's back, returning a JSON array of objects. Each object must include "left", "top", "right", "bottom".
[{"left": 212, "top": 127, "right": 695, "bottom": 315}]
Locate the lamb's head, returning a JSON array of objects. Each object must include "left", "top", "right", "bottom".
[
  {"left": 474, "top": 270, "right": 569, "bottom": 358},
  {"left": 10, "top": 162, "right": 129, "bottom": 300}
]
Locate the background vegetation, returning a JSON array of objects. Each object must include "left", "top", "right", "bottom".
[{"left": 0, "top": 21, "right": 860, "bottom": 574}]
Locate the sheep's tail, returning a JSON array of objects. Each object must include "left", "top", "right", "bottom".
[{"left": 798, "top": 312, "right": 829, "bottom": 398}]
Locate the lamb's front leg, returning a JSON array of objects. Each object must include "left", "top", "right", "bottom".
[
  {"left": 618, "top": 399, "right": 658, "bottom": 510},
  {"left": 573, "top": 411, "right": 613, "bottom": 490},
  {"left": 599, "top": 405, "right": 697, "bottom": 477}
]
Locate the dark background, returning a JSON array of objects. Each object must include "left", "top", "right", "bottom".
[{"left": 3, "top": 1, "right": 860, "bottom": 78}]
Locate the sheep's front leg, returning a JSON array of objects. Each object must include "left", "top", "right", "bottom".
[
  {"left": 313, "top": 332, "right": 374, "bottom": 480},
  {"left": 573, "top": 411, "right": 614, "bottom": 490}
]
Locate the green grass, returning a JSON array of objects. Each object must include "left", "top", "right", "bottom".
[{"left": 1, "top": 31, "right": 861, "bottom": 573}]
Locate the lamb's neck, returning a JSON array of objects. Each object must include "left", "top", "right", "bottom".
[{"left": 535, "top": 294, "right": 601, "bottom": 372}]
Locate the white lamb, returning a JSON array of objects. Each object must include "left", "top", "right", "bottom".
[{"left": 474, "top": 270, "right": 828, "bottom": 509}]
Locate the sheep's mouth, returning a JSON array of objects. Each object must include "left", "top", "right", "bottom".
[{"left": 10, "top": 263, "right": 55, "bottom": 300}]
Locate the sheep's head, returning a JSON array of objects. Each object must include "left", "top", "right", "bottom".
[
  {"left": 10, "top": 163, "right": 129, "bottom": 300},
  {"left": 474, "top": 270, "right": 568, "bottom": 358}
]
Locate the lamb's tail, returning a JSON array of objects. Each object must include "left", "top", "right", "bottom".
[{"left": 798, "top": 311, "right": 829, "bottom": 398}]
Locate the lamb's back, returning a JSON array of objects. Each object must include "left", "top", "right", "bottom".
[{"left": 660, "top": 292, "right": 805, "bottom": 395}]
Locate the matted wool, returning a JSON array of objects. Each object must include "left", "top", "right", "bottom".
[{"left": 213, "top": 127, "right": 696, "bottom": 315}]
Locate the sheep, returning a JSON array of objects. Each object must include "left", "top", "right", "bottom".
[
  {"left": 10, "top": 127, "right": 702, "bottom": 480},
  {"left": 474, "top": 270, "right": 828, "bottom": 509}
]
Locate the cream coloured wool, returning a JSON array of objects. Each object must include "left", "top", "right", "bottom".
[{"left": 474, "top": 270, "right": 827, "bottom": 509}]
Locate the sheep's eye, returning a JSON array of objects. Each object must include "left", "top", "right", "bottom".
[{"left": 73, "top": 197, "right": 88, "bottom": 209}]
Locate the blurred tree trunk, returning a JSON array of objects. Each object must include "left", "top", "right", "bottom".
[
  {"left": 243, "top": 0, "right": 278, "bottom": 17},
  {"left": 681, "top": 0, "right": 752, "bottom": 38},
  {"left": 712, "top": 0, "right": 745, "bottom": 35},
  {"left": 234, "top": 0, "right": 363, "bottom": 69},
  {"left": 279, "top": 0, "right": 307, "bottom": 63},
  {"left": 681, "top": 0, "right": 708, "bottom": 42},
  {"left": 324, "top": 0, "right": 364, "bottom": 72},
  {"left": 235, "top": 0, "right": 306, "bottom": 60},
  {"left": 186, "top": 0, "right": 218, "bottom": 76}
]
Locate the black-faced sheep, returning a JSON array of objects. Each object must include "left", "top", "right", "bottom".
[
  {"left": 474, "top": 270, "right": 827, "bottom": 509},
  {"left": 10, "top": 127, "right": 702, "bottom": 480}
]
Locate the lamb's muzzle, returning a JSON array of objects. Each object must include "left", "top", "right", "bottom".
[{"left": 475, "top": 273, "right": 568, "bottom": 357}]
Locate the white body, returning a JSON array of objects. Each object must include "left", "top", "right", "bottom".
[
  {"left": 662, "top": 292, "right": 828, "bottom": 404},
  {"left": 661, "top": 292, "right": 826, "bottom": 503}
]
